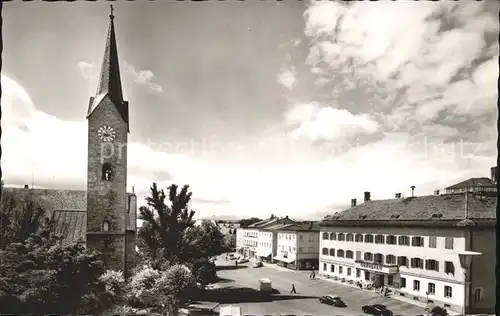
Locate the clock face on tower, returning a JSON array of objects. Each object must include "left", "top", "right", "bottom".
[{"left": 97, "top": 125, "right": 116, "bottom": 142}]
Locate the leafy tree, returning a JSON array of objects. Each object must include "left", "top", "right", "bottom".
[
  {"left": 138, "top": 183, "right": 195, "bottom": 267},
  {"left": 180, "top": 220, "right": 224, "bottom": 260},
  {"left": 239, "top": 217, "right": 262, "bottom": 228},
  {"left": 191, "top": 258, "right": 217, "bottom": 289},
  {"left": 222, "top": 234, "right": 236, "bottom": 250}
]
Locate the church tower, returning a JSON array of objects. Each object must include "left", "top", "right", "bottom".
[{"left": 86, "top": 6, "right": 136, "bottom": 277}]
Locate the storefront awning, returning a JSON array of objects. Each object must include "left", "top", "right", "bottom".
[
  {"left": 273, "top": 256, "right": 295, "bottom": 263},
  {"left": 256, "top": 249, "right": 272, "bottom": 257}
]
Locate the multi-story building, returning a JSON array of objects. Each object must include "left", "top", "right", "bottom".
[
  {"left": 274, "top": 222, "right": 320, "bottom": 270},
  {"left": 236, "top": 216, "right": 295, "bottom": 260},
  {"left": 319, "top": 182, "right": 495, "bottom": 314}
]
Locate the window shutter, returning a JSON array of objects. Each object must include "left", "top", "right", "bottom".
[
  {"left": 435, "top": 261, "right": 439, "bottom": 272},
  {"left": 411, "top": 258, "right": 415, "bottom": 268}
]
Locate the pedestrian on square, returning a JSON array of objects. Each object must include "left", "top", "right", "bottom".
[
  {"left": 290, "top": 284, "right": 297, "bottom": 294},
  {"left": 312, "top": 271, "right": 315, "bottom": 279}
]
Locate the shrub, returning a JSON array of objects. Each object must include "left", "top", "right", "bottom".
[{"left": 99, "top": 270, "right": 126, "bottom": 306}]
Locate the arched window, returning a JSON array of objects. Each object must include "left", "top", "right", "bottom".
[
  {"left": 355, "top": 234, "right": 363, "bottom": 242},
  {"left": 364, "top": 234, "right": 374, "bottom": 243},
  {"left": 386, "top": 255, "right": 396, "bottom": 264},
  {"left": 102, "top": 163, "right": 113, "bottom": 181},
  {"left": 102, "top": 220, "right": 110, "bottom": 232},
  {"left": 346, "top": 250, "right": 354, "bottom": 259},
  {"left": 322, "top": 232, "right": 329, "bottom": 240},
  {"left": 346, "top": 233, "right": 354, "bottom": 242},
  {"left": 322, "top": 247, "right": 328, "bottom": 255},
  {"left": 474, "top": 288, "right": 484, "bottom": 302},
  {"left": 337, "top": 249, "right": 345, "bottom": 257},
  {"left": 374, "top": 253, "right": 384, "bottom": 264},
  {"left": 364, "top": 252, "right": 373, "bottom": 261},
  {"left": 329, "top": 248, "right": 335, "bottom": 256},
  {"left": 375, "top": 234, "right": 385, "bottom": 244},
  {"left": 338, "top": 233, "right": 345, "bottom": 241},
  {"left": 329, "top": 233, "right": 336, "bottom": 240}
]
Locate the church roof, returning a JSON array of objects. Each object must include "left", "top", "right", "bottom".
[
  {"left": 2, "top": 187, "right": 135, "bottom": 243},
  {"left": 87, "top": 9, "right": 129, "bottom": 131}
]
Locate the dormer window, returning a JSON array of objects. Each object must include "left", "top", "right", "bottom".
[
  {"left": 102, "top": 163, "right": 113, "bottom": 181},
  {"left": 102, "top": 220, "right": 110, "bottom": 232}
]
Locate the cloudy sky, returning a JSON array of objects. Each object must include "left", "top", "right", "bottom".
[{"left": 2, "top": 1, "right": 498, "bottom": 220}]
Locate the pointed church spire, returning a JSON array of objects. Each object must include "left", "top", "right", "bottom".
[
  {"left": 96, "top": 4, "right": 124, "bottom": 104},
  {"left": 87, "top": 5, "right": 129, "bottom": 130}
]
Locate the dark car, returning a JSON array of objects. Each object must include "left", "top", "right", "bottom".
[
  {"left": 319, "top": 295, "right": 347, "bottom": 307},
  {"left": 362, "top": 304, "right": 393, "bottom": 316}
]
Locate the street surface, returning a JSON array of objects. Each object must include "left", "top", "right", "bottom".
[{"left": 205, "top": 253, "right": 426, "bottom": 316}]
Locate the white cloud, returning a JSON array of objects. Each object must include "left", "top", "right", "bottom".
[
  {"left": 122, "top": 61, "right": 164, "bottom": 94},
  {"left": 76, "top": 60, "right": 163, "bottom": 94},
  {"left": 276, "top": 66, "right": 297, "bottom": 91},
  {"left": 288, "top": 106, "right": 379, "bottom": 142}
]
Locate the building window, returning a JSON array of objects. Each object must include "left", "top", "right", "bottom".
[
  {"left": 346, "top": 233, "right": 354, "bottom": 241},
  {"left": 346, "top": 250, "right": 354, "bottom": 259},
  {"left": 374, "top": 253, "right": 384, "bottom": 264},
  {"left": 102, "top": 163, "right": 113, "bottom": 181},
  {"left": 375, "top": 234, "right": 385, "bottom": 244},
  {"left": 337, "top": 249, "right": 345, "bottom": 258},
  {"left": 400, "top": 277, "right": 406, "bottom": 288},
  {"left": 425, "top": 259, "right": 439, "bottom": 272},
  {"left": 356, "top": 251, "right": 362, "bottom": 260},
  {"left": 364, "top": 252, "right": 373, "bottom": 261},
  {"left": 445, "top": 237, "right": 454, "bottom": 250},
  {"left": 411, "top": 236, "right": 424, "bottom": 247},
  {"left": 386, "top": 235, "right": 396, "bottom": 245},
  {"left": 387, "top": 275, "right": 393, "bottom": 286},
  {"left": 330, "top": 232, "right": 336, "bottom": 240},
  {"left": 356, "top": 269, "right": 361, "bottom": 278},
  {"left": 428, "top": 236, "right": 437, "bottom": 248},
  {"left": 323, "top": 263, "right": 327, "bottom": 271},
  {"left": 338, "top": 233, "right": 345, "bottom": 241},
  {"left": 413, "top": 280, "right": 420, "bottom": 291},
  {"left": 308, "top": 246, "right": 313, "bottom": 252},
  {"left": 428, "top": 283, "right": 436, "bottom": 295},
  {"left": 330, "top": 265, "right": 335, "bottom": 273},
  {"left": 398, "top": 235, "right": 410, "bottom": 246},
  {"left": 364, "top": 234, "right": 374, "bottom": 243},
  {"left": 322, "top": 248, "right": 328, "bottom": 255},
  {"left": 299, "top": 247, "right": 303, "bottom": 253},
  {"left": 444, "top": 261, "right": 455, "bottom": 275},
  {"left": 474, "top": 288, "right": 484, "bottom": 302},
  {"left": 347, "top": 268, "right": 351, "bottom": 276},
  {"left": 322, "top": 232, "right": 328, "bottom": 240},
  {"left": 339, "top": 266, "right": 343, "bottom": 274},
  {"left": 355, "top": 234, "right": 363, "bottom": 242},
  {"left": 102, "top": 220, "right": 110, "bottom": 232},
  {"left": 309, "top": 235, "right": 314, "bottom": 241},
  {"left": 299, "top": 235, "right": 303, "bottom": 241},
  {"left": 444, "top": 286, "right": 452, "bottom": 298},
  {"left": 411, "top": 258, "right": 424, "bottom": 269},
  {"left": 127, "top": 195, "right": 132, "bottom": 213},
  {"left": 386, "top": 255, "right": 396, "bottom": 265},
  {"left": 397, "top": 256, "right": 408, "bottom": 267},
  {"left": 329, "top": 248, "right": 335, "bottom": 256}
]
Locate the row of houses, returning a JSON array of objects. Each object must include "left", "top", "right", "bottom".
[{"left": 236, "top": 166, "right": 497, "bottom": 315}]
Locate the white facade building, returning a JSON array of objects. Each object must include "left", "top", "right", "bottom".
[
  {"left": 274, "top": 222, "right": 320, "bottom": 270},
  {"left": 319, "top": 189, "right": 495, "bottom": 315}
]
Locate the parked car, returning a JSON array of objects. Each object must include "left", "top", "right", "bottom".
[
  {"left": 236, "top": 257, "right": 249, "bottom": 264},
  {"left": 228, "top": 253, "right": 236, "bottom": 260},
  {"left": 362, "top": 304, "right": 393, "bottom": 316},
  {"left": 252, "top": 261, "right": 263, "bottom": 268},
  {"left": 319, "top": 295, "right": 346, "bottom": 307}
]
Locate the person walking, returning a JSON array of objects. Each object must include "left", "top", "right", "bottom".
[
  {"left": 312, "top": 271, "right": 316, "bottom": 279},
  {"left": 290, "top": 284, "right": 297, "bottom": 294}
]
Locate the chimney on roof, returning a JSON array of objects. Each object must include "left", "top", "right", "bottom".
[
  {"left": 364, "top": 191, "right": 370, "bottom": 202},
  {"left": 24, "top": 185, "right": 29, "bottom": 189},
  {"left": 434, "top": 190, "right": 440, "bottom": 195},
  {"left": 351, "top": 198, "right": 357, "bottom": 207},
  {"left": 395, "top": 193, "right": 402, "bottom": 199},
  {"left": 491, "top": 166, "right": 497, "bottom": 184},
  {"left": 411, "top": 186, "right": 416, "bottom": 197},
  {"left": 309, "top": 221, "right": 313, "bottom": 229}
]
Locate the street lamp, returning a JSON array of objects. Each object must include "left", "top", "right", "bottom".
[{"left": 456, "top": 250, "right": 482, "bottom": 315}]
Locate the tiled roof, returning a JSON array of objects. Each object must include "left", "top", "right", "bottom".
[
  {"left": 261, "top": 223, "right": 295, "bottom": 231},
  {"left": 52, "top": 210, "right": 87, "bottom": 242},
  {"left": 445, "top": 177, "right": 495, "bottom": 189},
  {"left": 276, "top": 222, "right": 320, "bottom": 232},
  {"left": 321, "top": 193, "right": 496, "bottom": 227}
]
